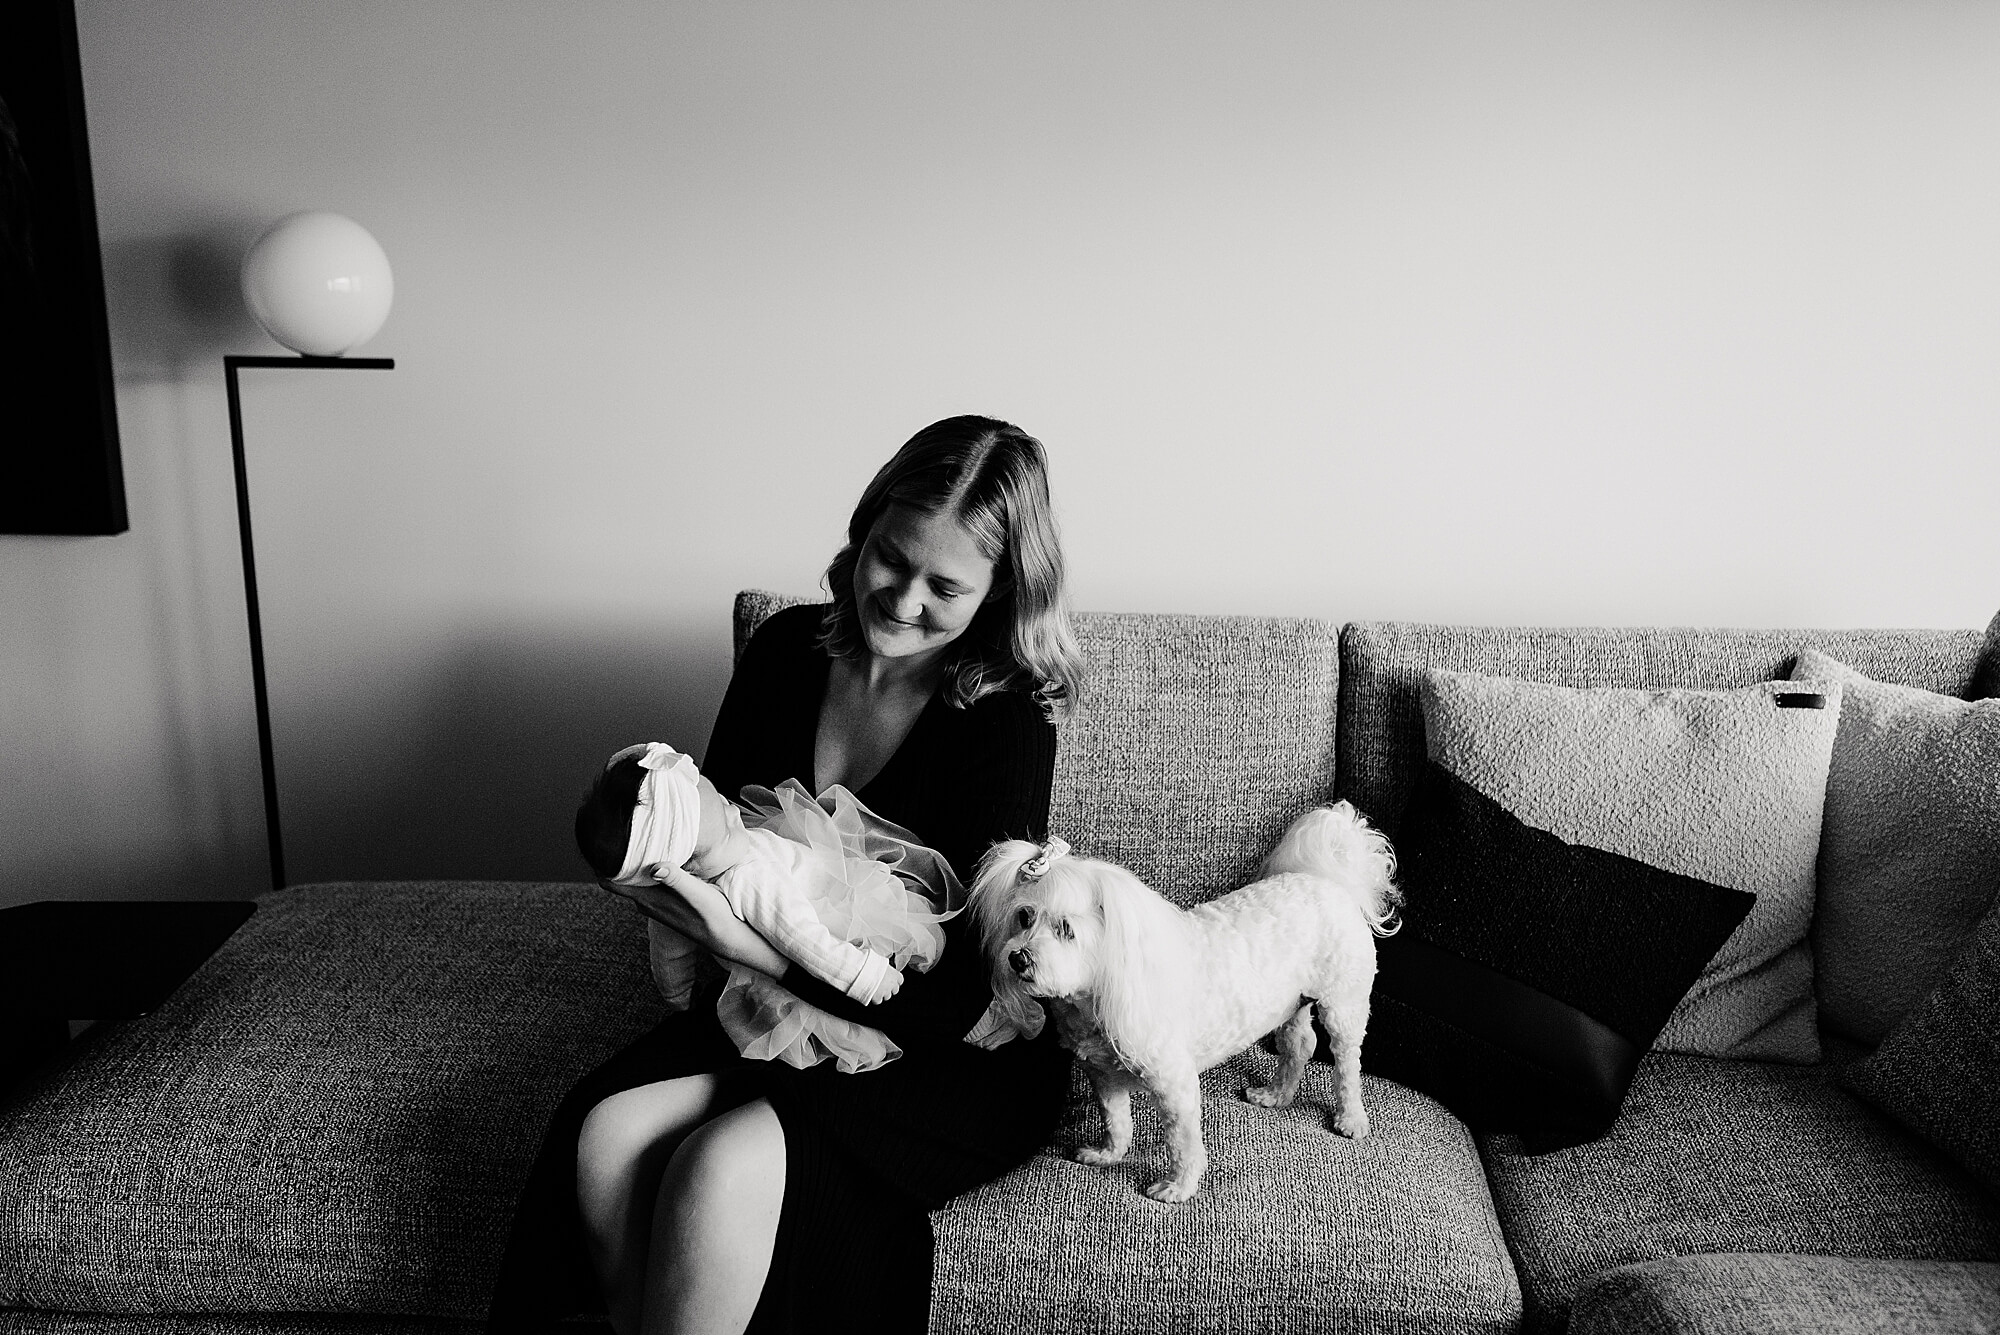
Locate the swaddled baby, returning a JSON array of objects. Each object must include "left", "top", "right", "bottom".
[{"left": 575, "top": 742, "right": 961, "bottom": 1073}]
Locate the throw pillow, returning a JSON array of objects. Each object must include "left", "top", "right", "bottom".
[
  {"left": 1790, "top": 648, "right": 2000, "bottom": 1045},
  {"left": 1420, "top": 670, "right": 1843, "bottom": 1063},
  {"left": 1363, "top": 758, "right": 1755, "bottom": 1141},
  {"left": 1842, "top": 900, "right": 2000, "bottom": 1194},
  {"left": 1365, "top": 667, "right": 1843, "bottom": 1131}
]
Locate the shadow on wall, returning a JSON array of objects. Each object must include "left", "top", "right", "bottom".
[
  {"left": 102, "top": 222, "right": 269, "bottom": 377},
  {"left": 0, "top": 223, "right": 282, "bottom": 908},
  {"left": 271, "top": 625, "right": 733, "bottom": 886}
]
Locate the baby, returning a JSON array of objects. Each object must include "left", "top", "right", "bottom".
[{"left": 575, "top": 742, "right": 960, "bottom": 1073}]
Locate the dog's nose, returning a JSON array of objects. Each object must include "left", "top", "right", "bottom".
[{"left": 1008, "top": 948, "right": 1033, "bottom": 976}]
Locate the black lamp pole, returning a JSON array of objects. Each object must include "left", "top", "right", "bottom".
[{"left": 224, "top": 354, "right": 395, "bottom": 892}]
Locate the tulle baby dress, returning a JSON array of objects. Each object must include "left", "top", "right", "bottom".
[
  {"left": 609, "top": 744, "right": 961, "bottom": 1072},
  {"left": 712, "top": 780, "right": 963, "bottom": 1073}
]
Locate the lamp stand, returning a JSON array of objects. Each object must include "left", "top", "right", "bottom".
[{"left": 224, "top": 354, "right": 395, "bottom": 892}]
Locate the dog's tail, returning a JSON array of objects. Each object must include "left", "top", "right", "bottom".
[{"left": 1260, "top": 801, "right": 1402, "bottom": 937}]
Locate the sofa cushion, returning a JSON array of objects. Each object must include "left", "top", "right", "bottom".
[
  {"left": 1336, "top": 622, "right": 1986, "bottom": 845},
  {"left": 1844, "top": 900, "right": 2000, "bottom": 1195},
  {"left": 0, "top": 882, "right": 663, "bottom": 1319},
  {"left": 736, "top": 592, "right": 1344, "bottom": 907},
  {"left": 1568, "top": 1254, "right": 2000, "bottom": 1335},
  {"left": 1365, "top": 759, "right": 1752, "bottom": 1140},
  {"left": 932, "top": 1051, "right": 1523, "bottom": 1335},
  {"left": 1047, "top": 610, "right": 1341, "bottom": 905},
  {"left": 1791, "top": 649, "right": 2000, "bottom": 1045},
  {"left": 1479, "top": 1052, "right": 2000, "bottom": 1333},
  {"left": 1419, "top": 670, "right": 1840, "bottom": 1064},
  {"left": 0, "top": 1318, "right": 468, "bottom": 1335},
  {"left": 1972, "top": 607, "right": 2000, "bottom": 698}
]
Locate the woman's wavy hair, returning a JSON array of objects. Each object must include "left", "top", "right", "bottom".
[{"left": 818, "top": 415, "right": 1085, "bottom": 718}]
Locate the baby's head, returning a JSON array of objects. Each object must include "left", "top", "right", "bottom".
[
  {"left": 575, "top": 743, "right": 746, "bottom": 884},
  {"left": 575, "top": 750, "right": 648, "bottom": 881}
]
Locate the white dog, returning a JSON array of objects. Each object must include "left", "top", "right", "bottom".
[{"left": 967, "top": 803, "right": 1400, "bottom": 1203}]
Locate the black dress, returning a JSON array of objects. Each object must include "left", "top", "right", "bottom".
[{"left": 488, "top": 604, "right": 1072, "bottom": 1334}]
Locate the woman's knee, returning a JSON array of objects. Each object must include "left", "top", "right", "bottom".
[
  {"left": 663, "top": 1099, "right": 786, "bottom": 1215},
  {"left": 576, "top": 1076, "right": 720, "bottom": 1192}
]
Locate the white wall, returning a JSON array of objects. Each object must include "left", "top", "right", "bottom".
[{"left": 5, "top": 0, "right": 1996, "bottom": 901}]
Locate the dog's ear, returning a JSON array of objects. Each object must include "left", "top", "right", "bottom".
[
  {"left": 969, "top": 841, "right": 1054, "bottom": 1028},
  {"left": 1090, "top": 862, "right": 1193, "bottom": 1064},
  {"left": 969, "top": 840, "right": 1042, "bottom": 955},
  {"left": 969, "top": 978, "right": 1045, "bottom": 1047}
]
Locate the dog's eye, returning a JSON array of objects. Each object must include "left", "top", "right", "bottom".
[
  {"left": 1054, "top": 919, "right": 1074, "bottom": 942},
  {"left": 1015, "top": 905, "right": 1036, "bottom": 930}
]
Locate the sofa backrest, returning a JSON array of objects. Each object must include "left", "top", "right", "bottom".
[
  {"left": 733, "top": 591, "right": 1342, "bottom": 905},
  {"left": 1336, "top": 621, "right": 1991, "bottom": 838}
]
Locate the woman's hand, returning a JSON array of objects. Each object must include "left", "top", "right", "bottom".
[{"left": 598, "top": 870, "right": 792, "bottom": 979}]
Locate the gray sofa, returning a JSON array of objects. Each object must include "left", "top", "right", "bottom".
[{"left": 4, "top": 591, "right": 1996, "bottom": 1334}]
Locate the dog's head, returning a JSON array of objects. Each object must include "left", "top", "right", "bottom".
[
  {"left": 970, "top": 839, "right": 1193, "bottom": 1051},
  {"left": 970, "top": 839, "right": 1106, "bottom": 1001}
]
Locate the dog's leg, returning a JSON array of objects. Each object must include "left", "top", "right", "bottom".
[
  {"left": 1245, "top": 1002, "right": 1315, "bottom": 1109},
  {"left": 1314, "top": 990, "right": 1372, "bottom": 1140},
  {"left": 1145, "top": 1070, "right": 1208, "bottom": 1203},
  {"left": 1074, "top": 1066, "right": 1133, "bottom": 1168}
]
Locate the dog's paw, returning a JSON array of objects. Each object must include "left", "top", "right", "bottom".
[
  {"left": 1074, "top": 1145, "right": 1127, "bottom": 1168},
  {"left": 1143, "top": 1177, "right": 1200, "bottom": 1204},
  {"left": 1243, "top": 1082, "right": 1295, "bottom": 1109},
  {"left": 1330, "top": 1105, "right": 1372, "bottom": 1140}
]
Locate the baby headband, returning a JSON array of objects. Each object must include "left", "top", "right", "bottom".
[
  {"left": 1020, "top": 837, "right": 1071, "bottom": 881},
  {"left": 611, "top": 743, "right": 702, "bottom": 887}
]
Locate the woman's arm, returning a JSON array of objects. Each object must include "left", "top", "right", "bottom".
[
  {"left": 599, "top": 870, "right": 792, "bottom": 978},
  {"left": 773, "top": 917, "right": 989, "bottom": 1050}
]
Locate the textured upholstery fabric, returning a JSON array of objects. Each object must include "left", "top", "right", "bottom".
[
  {"left": 1974, "top": 608, "right": 2000, "bottom": 699},
  {"left": 1569, "top": 1254, "right": 2000, "bottom": 1335},
  {"left": 1793, "top": 649, "right": 2000, "bottom": 1045},
  {"left": 1423, "top": 671, "right": 1840, "bottom": 1062},
  {"left": 932, "top": 1053, "right": 1522, "bottom": 1335},
  {"left": 0, "top": 882, "right": 663, "bottom": 1318},
  {"left": 1336, "top": 622, "right": 1985, "bottom": 841},
  {"left": 0, "top": 1318, "right": 477, "bottom": 1335},
  {"left": 1481, "top": 1052, "right": 2000, "bottom": 1332},
  {"left": 1845, "top": 902, "right": 2000, "bottom": 1195},
  {"left": 737, "top": 592, "right": 1343, "bottom": 907},
  {"left": 1046, "top": 611, "right": 1340, "bottom": 905}
]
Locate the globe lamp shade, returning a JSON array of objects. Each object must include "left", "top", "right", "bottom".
[{"left": 240, "top": 212, "right": 394, "bottom": 357}]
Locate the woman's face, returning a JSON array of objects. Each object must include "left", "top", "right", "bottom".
[{"left": 852, "top": 503, "right": 998, "bottom": 663}]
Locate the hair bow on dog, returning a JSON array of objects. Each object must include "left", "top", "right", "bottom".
[{"left": 1020, "top": 837, "right": 1071, "bottom": 881}]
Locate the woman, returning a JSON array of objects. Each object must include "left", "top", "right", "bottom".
[{"left": 490, "top": 416, "right": 1085, "bottom": 1335}]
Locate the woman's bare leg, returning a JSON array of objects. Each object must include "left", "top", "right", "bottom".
[
  {"left": 576, "top": 1074, "right": 751, "bottom": 1335},
  {"left": 641, "top": 1097, "right": 786, "bottom": 1335}
]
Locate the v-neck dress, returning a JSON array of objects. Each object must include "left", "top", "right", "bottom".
[
  {"left": 705, "top": 606, "right": 1070, "bottom": 1201},
  {"left": 488, "top": 603, "right": 1071, "bottom": 1335}
]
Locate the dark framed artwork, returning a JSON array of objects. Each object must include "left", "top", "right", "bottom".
[{"left": 1, "top": 0, "right": 125, "bottom": 535}]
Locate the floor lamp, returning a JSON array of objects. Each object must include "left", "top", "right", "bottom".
[{"left": 231, "top": 211, "right": 396, "bottom": 891}]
